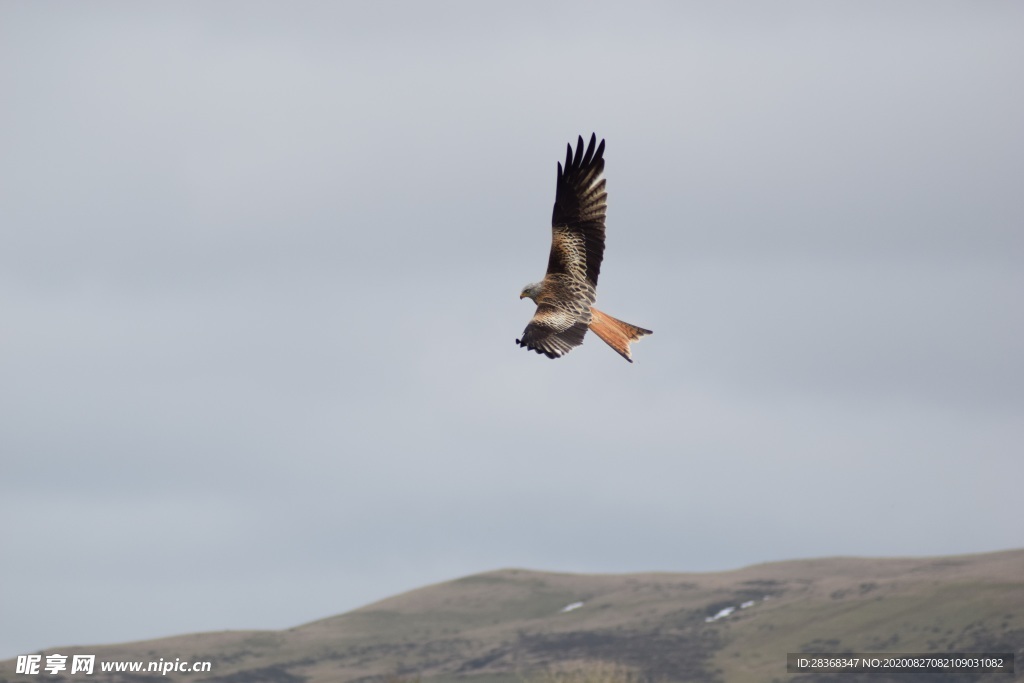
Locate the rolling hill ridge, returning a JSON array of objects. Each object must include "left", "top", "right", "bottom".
[{"left": 2, "top": 549, "right": 1021, "bottom": 683}]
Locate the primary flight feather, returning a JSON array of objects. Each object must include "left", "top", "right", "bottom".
[{"left": 516, "top": 134, "right": 652, "bottom": 362}]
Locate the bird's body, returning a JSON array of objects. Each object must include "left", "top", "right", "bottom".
[{"left": 516, "top": 134, "right": 651, "bottom": 362}]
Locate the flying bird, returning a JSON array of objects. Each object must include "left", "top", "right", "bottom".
[{"left": 517, "top": 134, "right": 652, "bottom": 362}]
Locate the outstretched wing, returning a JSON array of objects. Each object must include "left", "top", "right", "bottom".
[
  {"left": 549, "top": 133, "right": 607, "bottom": 289},
  {"left": 516, "top": 303, "right": 591, "bottom": 359},
  {"left": 517, "top": 134, "right": 607, "bottom": 359}
]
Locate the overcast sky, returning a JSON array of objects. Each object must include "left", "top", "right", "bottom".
[{"left": 2, "top": 1, "right": 1022, "bottom": 659}]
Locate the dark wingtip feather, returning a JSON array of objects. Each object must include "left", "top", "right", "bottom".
[
  {"left": 517, "top": 336, "right": 566, "bottom": 360},
  {"left": 559, "top": 134, "right": 606, "bottom": 178},
  {"left": 582, "top": 133, "right": 597, "bottom": 166}
]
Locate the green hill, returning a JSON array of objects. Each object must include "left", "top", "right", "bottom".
[{"left": 2, "top": 549, "right": 1021, "bottom": 683}]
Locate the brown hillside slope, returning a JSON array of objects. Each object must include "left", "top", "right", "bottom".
[{"left": 1, "top": 549, "right": 1021, "bottom": 683}]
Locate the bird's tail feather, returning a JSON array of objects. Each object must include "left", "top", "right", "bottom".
[{"left": 588, "top": 307, "right": 652, "bottom": 363}]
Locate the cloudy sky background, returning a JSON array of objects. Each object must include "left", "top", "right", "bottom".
[{"left": 2, "top": 1, "right": 1022, "bottom": 658}]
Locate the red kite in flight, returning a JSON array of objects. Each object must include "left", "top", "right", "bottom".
[{"left": 517, "top": 134, "right": 652, "bottom": 362}]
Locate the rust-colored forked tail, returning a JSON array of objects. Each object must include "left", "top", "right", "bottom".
[{"left": 588, "top": 307, "right": 652, "bottom": 363}]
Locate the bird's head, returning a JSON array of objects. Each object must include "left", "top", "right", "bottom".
[{"left": 520, "top": 282, "right": 542, "bottom": 302}]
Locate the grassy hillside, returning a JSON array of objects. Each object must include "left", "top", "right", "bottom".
[{"left": 1, "top": 549, "right": 1021, "bottom": 683}]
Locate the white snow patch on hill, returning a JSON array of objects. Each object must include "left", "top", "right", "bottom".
[{"left": 705, "top": 606, "right": 735, "bottom": 622}]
